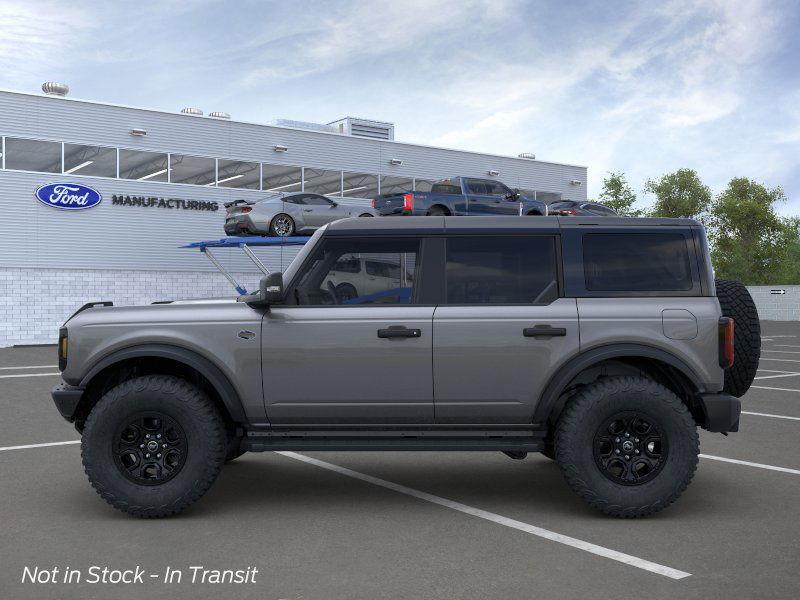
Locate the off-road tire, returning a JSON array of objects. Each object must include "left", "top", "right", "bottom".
[
  {"left": 555, "top": 376, "right": 699, "bottom": 518},
  {"left": 715, "top": 278, "right": 760, "bottom": 397},
  {"left": 81, "top": 375, "right": 226, "bottom": 518}
]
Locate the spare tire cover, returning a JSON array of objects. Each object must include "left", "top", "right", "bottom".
[{"left": 715, "top": 279, "right": 761, "bottom": 397}]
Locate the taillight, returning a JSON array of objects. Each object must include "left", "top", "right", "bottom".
[
  {"left": 58, "top": 327, "right": 68, "bottom": 371},
  {"left": 403, "top": 193, "right": 414, "bottom": 212},
  {"left": 371, "top": 198, "right": 376, "bottom": 209},
  {"left": 240, "top": 207, "right": 252, "bottom": 213},
  {"left": 719, "top": 317, "right": 734, "bottom": 368},
  {"left": 558, "top": 209, "right": 578, "bottom": 215}
]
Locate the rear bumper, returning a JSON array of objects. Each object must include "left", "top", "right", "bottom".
[
  {"left": 698, "top": 392, "right": 741, "bottom": 432},
  {"left": 52, "top": 383, "right": 84, "bottom": 422}
]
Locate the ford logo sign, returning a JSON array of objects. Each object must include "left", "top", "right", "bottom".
[{"left": 35, "top": 183, "right": 102, "bottom": 210}]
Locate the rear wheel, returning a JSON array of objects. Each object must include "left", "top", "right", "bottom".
[
  {"left": 269, "top": 214, "right": 295, "bottom": 237},
  {"left": 715, "top": 278, "right": 760, "bottom": 397},
  {"left": 81, "top": 375, "right": 226, "bottom": 518},
  {"left": 335, "top": 283, "right": 358, "bottom": 303},
  {"left": 427, "top": 206, "right": 448, "bottom": 216},
  {"left": 555, "top": 376, "right": 698, "bottom": 518}
]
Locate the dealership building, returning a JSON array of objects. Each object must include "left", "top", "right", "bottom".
[{"left": 0, "top": 85, "right": 588, "bottom": 347}]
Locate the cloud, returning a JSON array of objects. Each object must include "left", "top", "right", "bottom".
[{"left": 0, "top": 1, "right": 90, "bottom": 82}]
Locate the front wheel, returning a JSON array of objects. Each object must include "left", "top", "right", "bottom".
[
  {"left": 555, "top": 376, "right": 698, "bottom": 518},
  {"left": 81, "top": 375, "right": 227, "bottom": 518},
  {"left": 269, "top": 213, "right": 295, "bottom": 237}
]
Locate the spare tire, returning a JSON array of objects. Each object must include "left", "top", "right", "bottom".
[{"left": 715, "top": 279, "right": 760, "bottom": 397}]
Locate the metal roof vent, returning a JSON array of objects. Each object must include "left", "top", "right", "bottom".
[
  {"left": 180, "top": 107, "right": 203, "bottom": 116},
  {"left": 42, "top": 82, "right": 69, "bottom": 96},
  {"left": 518, "top": 152, "right": 536, "bottom": 160},
  {"left": 209, "top": 111, "right": 230, "bottom": 119},
  {"left": 328, "top": 117, "right": 395, "bottom": 141}
]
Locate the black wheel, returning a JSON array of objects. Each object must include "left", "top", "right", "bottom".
[
  {"left": 555, "top": 376, "right": 698, "bottom": 518},
  {"left": 269, "top": 213, "right": 295, "bottom": 237},
  {"left": 715, "top": 279, "right": 760, "bottom": 397},
  {"left": 335, "top": 283, "right": 358, "bottom": 302},
  {"left": 427, "top": 206, "right": 448, "bottom": 216},
  {"left": 81, "top": 375, "right": 226, "bottom": 518}
]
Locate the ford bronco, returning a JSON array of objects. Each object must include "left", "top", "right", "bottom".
[{"left": 52, "top": 216, "right": 760, "bottom": 518}]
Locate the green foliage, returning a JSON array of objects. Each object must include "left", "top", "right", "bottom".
[
  {"left": 644, "top": 169, "right": 711, "bottom": 219},
  {"left": 708, "top": 177, "right": 796, "bottom": 285},
  {"left": 598, "top": 171, "right": 643, "bottom": 217}
]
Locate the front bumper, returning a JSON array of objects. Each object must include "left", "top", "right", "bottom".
[
  {"left": 52, "top": 383, "right": 84, "bottom": 422},
  {"left": 698, "top": 392, "right": 741, "bottom": 432}
]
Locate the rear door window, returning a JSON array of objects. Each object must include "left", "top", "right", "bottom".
[
  {"left": 583, "top": 233, "right": 692, "bottom": 291},
  {"left": 445, "top": 236, "right": 559, "bottom": 304}
]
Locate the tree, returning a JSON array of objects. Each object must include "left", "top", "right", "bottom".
[
  {"left": 644, "top": 168, "right": 711, "bottom": 219},
  {"left": 708, "top": 177, "right": 794, "bottom": 285},
  {"left": 598, "top": 171, "right": 642, "bottom": 216}
]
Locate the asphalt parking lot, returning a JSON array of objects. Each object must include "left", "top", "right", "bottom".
[{"left": 1, "top": 322, "right": 799, "bottom": 600}]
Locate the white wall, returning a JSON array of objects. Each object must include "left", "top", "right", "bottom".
[
  {"left": 747, "top": 286, "right": 800, "bottom": 321},
  {"left": 0, "top": 268, "right": 263, "bottom": 347}
]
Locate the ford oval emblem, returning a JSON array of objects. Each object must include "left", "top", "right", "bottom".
[{"left": 35, "top": 183, "right": 102, "bottom": 210}]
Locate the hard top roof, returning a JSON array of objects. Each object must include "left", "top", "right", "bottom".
[{"left": 325, "top": 216, "right": 701, "bottom": 236}]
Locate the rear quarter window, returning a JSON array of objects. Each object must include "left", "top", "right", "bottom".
[{"left": 583, "top": 233, "right": 693, "bottom": 291}]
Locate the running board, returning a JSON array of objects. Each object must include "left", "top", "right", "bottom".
[{"left": 242, "top": 430, "right": 545, "bottom": 452}]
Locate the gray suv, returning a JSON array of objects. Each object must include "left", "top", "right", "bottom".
[{"left": 52, "top": 216, "right": 760, "bottom": 518}]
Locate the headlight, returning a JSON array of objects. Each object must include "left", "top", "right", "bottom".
[{"left": 58, "top": 327, "right": 68, "bottom": 371}]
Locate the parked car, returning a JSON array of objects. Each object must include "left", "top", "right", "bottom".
[
  {"left": 324, "top": 256, "right": 414, "bottom": 303},
  {"left": 53, "top": 216, "right": 760, "bottom": 518},
  {"left": 548, "top": 199, "right": 618, "bottom": 216},
  {"left": 224, "top": 192, "right": 377, "bottom": 236},
  {"left": 372, "top": 177, "right": 547, "bottom": 217}
]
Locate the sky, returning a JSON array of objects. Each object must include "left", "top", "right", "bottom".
[{"left": 1, "top": 0, "right": 799, "bottom": 213}]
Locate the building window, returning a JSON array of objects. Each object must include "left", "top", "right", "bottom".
[
  {"left": 63, "top": 144, "right": 117, "bottom": 177},
  {"left": 119, "top": 149, "right": 169, "bottom": 182},
  {"left": 304, "top": 168, "right": 342, "bottom": 196},
  {"left": 217, "top": 159, "right": 260, "bottom": 189},
  {"left": 341, "top": 172, "right": 379, "bottom": 198},
  {"left": 414, "top": 178, "right": 436, "bottom": 192},
  {"left": 379, "top": 175, "right": 413, "bottom": 195},
  {"left": 170, "top": 154, "right": 216, "bottom": 186},
  {"left": 262, "top": 163, "right": 302, "bottom": 193},
  {"left": 4, "top": 138, "right": 61, "bottom": 173}
]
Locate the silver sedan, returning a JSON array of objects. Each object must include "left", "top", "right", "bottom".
[{"left": 224, "top": 192, "right": 377, "bottom": 236}]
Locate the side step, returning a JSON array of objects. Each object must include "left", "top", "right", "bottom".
[{"left": 242, "top": 429, "right": 545, "bottom": 452}]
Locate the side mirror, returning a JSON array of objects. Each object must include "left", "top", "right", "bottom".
[
  {"left": 238, "top": 272, "right": 283, "bottom": 307},
  {"left": 330, "top": 201, "right": 338, "bottom": 208}
]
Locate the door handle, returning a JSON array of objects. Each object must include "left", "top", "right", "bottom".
[
  {"left": 377, "top": 326, "right": 422, "bottom": 339},
  {"left": 303, "top": 208, "right": 313, "bottom": 212},
  {"left": 523, "top": 325, "right": 567, "bottom": 338}
]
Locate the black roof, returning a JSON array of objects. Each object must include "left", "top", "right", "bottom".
[{"left": 325, "top": 216, "right": 701, "bottom": 236}]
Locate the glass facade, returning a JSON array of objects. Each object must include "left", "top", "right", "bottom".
[{"left": 0, "top": 136, "right": 564, "bottom": 201}]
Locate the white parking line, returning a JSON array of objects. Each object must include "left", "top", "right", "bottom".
[
  {"left": 700, "top": 454, "right": 800, "bottom": 475},
  {"left": 762, "top": 350, "right": 800, "bottom": 355},
  {"left": 0, "top": 440, "right": 80, "bottom": 452},
  {"left": 277, "top": 451, "right": 691, "bottom": 580},
  {"left": 751, "top": 385, "right": 800, "bottom": 393},
  {"left": 762, "top": 335, "right": 797, "bottom": 338},
  {"left": 0, "top": 372, "right": 61, "bottom": 379},
  {"left": 754, "top": 372, "right": 800, "bottom": 380},
  {"left": 759, "top": 357, "right": 800, "bottom": 364},
  {"left": 0, "top": 365, "right": 58, "bottom": 370},
  {"left": 742, "top": 411, "right": 800, "bottom": 422},
  {"left": 770, "top": 344, "right": 800, "bottom": 349}
]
